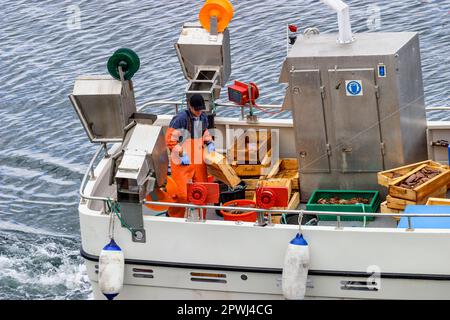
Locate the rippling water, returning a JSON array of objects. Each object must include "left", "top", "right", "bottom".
[{"left": 0, "top": 0, "right": 449, "bottom": 300}]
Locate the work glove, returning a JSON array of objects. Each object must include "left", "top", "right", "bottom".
[
  {"left": 180, "top": 154, "right": 190, "bottom": 166},
  {"left": 207, "top": 142, "right": 216, "bottom": 153}
]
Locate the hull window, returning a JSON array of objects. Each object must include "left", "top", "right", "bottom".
[
  {"left": 190, "top": 272, "right": 226, "bottom": 278},
  {"left": 191, "top": 278, "right": 227, "bottom": 284},
  {"left": 340, "top": 280, "right": 379, "bottom": 291},
  {"left": 133, "top": 268, "right": 155, "bottom": 279},
  {"left": 132, "top": 268, "right": 154, "bottom": 274},
  {"left": 133, "top": 274, "right": 154, "bottom": 279}
]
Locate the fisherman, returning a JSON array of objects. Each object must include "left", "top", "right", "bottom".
[{"left": 165, "top": 94, "right": 216, "bottom": 218}]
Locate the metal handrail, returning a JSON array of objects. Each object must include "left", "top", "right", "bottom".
[
  {"left": 138, "top": 100, "right": 183, "bottom": 112},
  {"left": 426, "top": 107, "right": 450, "bottom": 111},
  {"left": 79, "top": 145, "right": 115, "bottom": 202},
  {"left": 138, "top": 99, "right": 284, "bottom": 113},
  {"left": 79, "top": 145, "right": 103, "bottom": 199},
  {"left": 138, "top": 99, "right": 447, "bottom": 114},
  {"left": 143, "top": 200, "right": 450, "bottom": 219},
  {"left": 216, "top": 101, "right": 283, "bottom": 110}
]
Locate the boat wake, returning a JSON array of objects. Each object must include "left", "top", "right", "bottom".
[{"left": 0, "top": 226, "right": 92, "bottom": 300}]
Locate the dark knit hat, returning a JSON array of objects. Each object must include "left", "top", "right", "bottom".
[{"left": 189, "top": 94, "right": 206, "bottom": 111}]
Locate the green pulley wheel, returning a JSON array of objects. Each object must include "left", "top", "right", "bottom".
[{"left": 107, "top": 48, "right": 140, "bottom": 81}]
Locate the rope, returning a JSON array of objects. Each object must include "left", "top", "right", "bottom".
[
  {"left": 360, "top": 203, "right": 367, "bottom": 228},
  {"left": 106, "top": 199, "right": 134, "bottom": 234},
  {"left": 211, "top": 100, "right": 217, "bottom": 113},
  {"left": 253, "top": 103, "right": 284, "bottom": 115},
  {"left": 108, "top": 205, "right": 115, "bottom": 239}
]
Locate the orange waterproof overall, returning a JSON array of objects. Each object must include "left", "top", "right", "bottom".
[{"left": 165, "top": 110, "right": 212, "bottom": 218}]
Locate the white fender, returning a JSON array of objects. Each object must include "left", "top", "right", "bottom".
[
  {"left": 281, "top": 233, "right": 310, "bottom": 300},
  {"left": 98, "top": 239, "right": 125, "bottom": 300}
]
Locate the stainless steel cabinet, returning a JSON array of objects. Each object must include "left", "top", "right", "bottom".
[{"left": 280, "top": 32, "right": 428, "bottom": 199}]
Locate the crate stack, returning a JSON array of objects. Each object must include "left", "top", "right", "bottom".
[
  {"left": 227, "top": 130, "right": 272, "bottom": 178},
  {"left": 242, "top": 158, "right": 301, "bottom": 224},
  {"left": 205, "top": 129, "right": 301, "bottom": 223},
  {"left": 227, "top": 129, "right": 273, "bottom": 200},
  {"left": 204, "top": 151, "right": 242, "bottom": 188},
  {"left": 378, "top": 160, "right": 450, "bottom": 220}
]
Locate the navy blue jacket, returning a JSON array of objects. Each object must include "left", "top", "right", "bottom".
[{"left": 169, "top": 109, "right": 209, "bottom": 141}]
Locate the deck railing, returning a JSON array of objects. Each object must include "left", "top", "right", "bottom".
[{"left": 138, "top": 99, "right": 285, "bottom": 120}]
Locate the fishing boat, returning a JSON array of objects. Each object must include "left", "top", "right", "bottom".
[{"left": 69, "top": 0, "right": 450, "bottom": 300}]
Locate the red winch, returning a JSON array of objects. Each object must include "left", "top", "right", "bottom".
[
  {"left": 228, "top": 80, "right": 259, "bottom": 105},
  {"left": 186, "top": 182, "right": 220, "bottom": 221},
  {"left": 187, "top": 182, "right": 220, "bottom": 205},
  {"left": 256, "top": 187, "right": 289, "bottom": 209}
]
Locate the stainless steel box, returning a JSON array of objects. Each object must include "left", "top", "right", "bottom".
[
  {"left": 279, "top": 32, "right": 428, "bottom": 199},
  {"left": 175, "top": 22, "right": 231, "bottom": 87},
  {"left": 70, "top": 75, "right": 136, "bottom": 143},
  {"left": 117, "top": 124, "right": 168, "bottom": 191},
  {"left": 175, "top": 22, "right": 231, "bottom": 110}
]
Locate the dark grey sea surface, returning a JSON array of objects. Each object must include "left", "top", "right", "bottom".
[{"left": 0, "top": 0, "right": 449, "bottom": 299}]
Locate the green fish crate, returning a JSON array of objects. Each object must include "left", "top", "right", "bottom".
[{"left": 306, "top": 190, "right": 381, "bottom": 221}]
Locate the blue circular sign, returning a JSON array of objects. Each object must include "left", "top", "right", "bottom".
[{"left": 346, "top": 81, "right": 362, "bottom": 96}]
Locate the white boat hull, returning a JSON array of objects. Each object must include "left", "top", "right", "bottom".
[
  {"left": 80, "top": 206, "right": 450, "bottom": 300},
  {"left": 78, "top": 118, "right": 450, "bottom": 300},
  {"left": 84, "top": 259, "right": 450, "bottom": 300}
]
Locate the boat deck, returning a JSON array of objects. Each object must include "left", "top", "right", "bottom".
[{"left": 188, "top": 188, "right": 450, "bottom": 228}]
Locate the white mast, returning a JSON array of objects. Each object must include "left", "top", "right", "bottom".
[{"left": 320, "top": 0, "right": 354, "bottom": 44}]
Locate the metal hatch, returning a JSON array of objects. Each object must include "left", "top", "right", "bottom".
[
  {"left": 69, "top": 75, "right": 136, "bottom": 143},
  {"left": 175, "top": 22, "right": 231, "bottom": 87},
  {"left": 291, "top": 69, "right": 331, "bottom": 173},
  {"left": 328, "top": 68, "right": 384, "bottom": 173}
]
